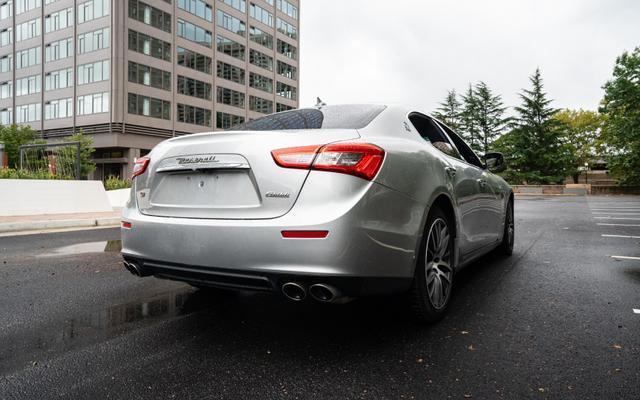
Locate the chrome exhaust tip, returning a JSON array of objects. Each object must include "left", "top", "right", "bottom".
[
  {"left": 309, "top": 284, "right": 339, "bottom": 303},
  {"left": 123, "top": 261, "right": 142, "bottom": 277},
  {"left": 281, "top": 282, "right": 306, "bottom": 301}
]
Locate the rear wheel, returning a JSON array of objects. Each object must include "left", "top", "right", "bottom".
[
  {"left": 409, "top": 206, "right": 455, "bottom": 324},
  {"left": 499, "top": 199, "right": 514, "bottom": 256}
]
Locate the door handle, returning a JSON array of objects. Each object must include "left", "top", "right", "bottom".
[{"left": 445, "top": 167, "right": 456, "bottom": 178}]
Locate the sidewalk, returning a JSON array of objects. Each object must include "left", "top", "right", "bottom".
[{"left": 0, "top": 209, "right": 122, "bottom": 234}]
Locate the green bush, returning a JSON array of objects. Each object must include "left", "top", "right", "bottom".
[
  {"left": 0, "top": 168, "right": 72, "bottom": 180},
  {"left": 104, "top": 176, "right": 132, "bottom": 191}
]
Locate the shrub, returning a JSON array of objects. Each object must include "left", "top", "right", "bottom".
[
  {"left": 104, "top": 176, "right": 132, "bottom": 191},
  {"left": 0, "top": 168, "right": 72, "bottom": 180}
]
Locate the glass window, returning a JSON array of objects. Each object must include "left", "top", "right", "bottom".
[
  {"left": 177, "top": 75, "right": 212, "bottom": 100},
  {"left": 0, "top": 1, "right": 12, "bottom": 20},
  {"left": 0, "top": 28, "right": 12, "bottom": 47},
  {"left": 276, "top": 17, "right": 297, "bottom": 39},
  {"left": 276, "top": 81, "right": 296, "bottom": 100},
  {"left": 177, "top": 103, "right": 212, "bottom": 127},
  {"left": 16, "top": 17, "right": 41, "bottom": 42},
  {"left": 436, "top": 121, "right": 484, "bottom": 168},
  {"left": 237, "top": 105, "right": 387, "bottom": 131},
  {"left": 129, "top": 0, "right": 171, "bottom": 33},
  {"left": 77, "top": 0, "right": 109, "bottom": 24},
  {"left": 127, "top": 93, "right": 171, "bottom": 120},
  {"left": 16, "top": 46, "right": 40, "bottom": 69},
  {"left": 216, "top": 9, "right": 246, "bottom": 36},
  {"left": 276, "top": 103, "right": 294, "bottom": 112},
  {"left": 249, "top": 49, "right": 273, "bottom": 71},
  {"left": 249, "top": 72, "right": 273, "bottom": 93},
  {"left": 0, "top": 107, "right": 12, "bottom": 125},
  {"left": 0, "top": 55, "right": 12, "bottom": 72},
  {"left": 249, "top": 26, "right": 273, "bottom": 49},
  {"left": 276, "top": 0, "right": 297, "bottom": 19},
  {"left": 45, "top": 7, "right": 73, "bottom": 33},
  {"left": 45, "top": 38, "right": 73, "bottom": 62},
  {"left": 128, "top": 29, "right": 171, "bottom": 61},
  {"left": 77, "top": 92, "right": 109, "bottom": 115},
  {"left": 16, "top": 0, "right": 40, "bottom": 15},
  {"left": 45, "top": 97, "right": 73, "bottom": 120},
  {"left": 216, "top": 35, "right": 245, "bottom": 60},
  {"left": 216, "top": 86, "right": 245, "bottom": 109},
  {"left": 77, "top": 27, "right": 109, "bottom": 54},
  {"left": 249, "top": 3, "right": 273, "bottom": 27},
  {"left": 276, "top": 60, "right": 296, "bottom": 79},
  {"left": 77, "top": 60, "right": 110, "bottom": 85},
  {"left": 217, "top": 61, "right": 245, "bottom": 84},
  {"left": 216, "top": 111, "right": 245, "bottom": 129},
  {"left": 128, "top": 61, "right": 171, "bottom": 91},
  {"left": 45, "top": 67, "right": 73, "bottom": 90},
  {"left": 249, "top": 95, "right": 273, "bottom": 114},
  {"left": 15, "top": 74, "right": 41, "bottom": 96},
  {"left": 16, "top": 102, "right": 41, "bottom": 123},
  {"left": 277, "top": 39, "right": 296, "bottom": 60},
  {"left": 0, "top": 81, "right": 11, "bottom": 99},
  {"left": 177, "top": 19, "right": 212, "bottom": 48},
  {"left": 177, "top": 0, "right": 212, "bottom": 21},
  {"left": 220, "top": 0, "right": 245, "bottom": 13},
  {"left": 177, "top": 47, "right": 212, "bottom": 74}
]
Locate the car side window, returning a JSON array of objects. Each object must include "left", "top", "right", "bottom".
[
  {"left": 408, "top": 113, "right": 462, "bottom": 160},
  {"left": 435, "top": 121, "right": 484, "bottom": 169}
]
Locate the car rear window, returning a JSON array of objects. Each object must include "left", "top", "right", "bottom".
[{"left": 232, "top": 104, "right": 387, "bottom": 131}]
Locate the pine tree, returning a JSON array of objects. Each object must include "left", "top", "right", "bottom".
[
  {"left": 459, "top": 84, "right": 480, "bottom": 152},
  {"left": 495, "top": 68, "right": 572, "bottom": 183},
  {"left": 473, "top": 82, "right": 509, "bottom": 154},
  {"left": 433, "top": 89, "right": 462, "bottom": 132}
]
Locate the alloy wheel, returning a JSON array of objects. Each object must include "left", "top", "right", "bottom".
[{"left": 424, "top": 218, "right": 453, "bottom": 310}]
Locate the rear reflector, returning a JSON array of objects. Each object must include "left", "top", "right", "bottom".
[
  {"left": 281, "top": 230, "right": 329, "bottom": 239},
  {"left": 121, "top": 221, "right": 132, "bottom": 229},
  {"left": 132, "top": 156, "right": 150, "bottom": 179},
  {"left": 271, "top": 143, "right": 384, "bottom": 181}
]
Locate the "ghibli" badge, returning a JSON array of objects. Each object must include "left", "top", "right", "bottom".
[{"left": 265, "top": 191, "right": 291, "bottom": 199}]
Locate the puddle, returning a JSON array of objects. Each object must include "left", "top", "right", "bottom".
[
  {"left": 0, "top": 287, "right": 214, "bottom": 374},
  {"left": 37, "top": 240, "right": 122, "bottom": 257}
]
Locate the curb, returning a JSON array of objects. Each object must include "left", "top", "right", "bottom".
[
  {"left": 0, "top": 217, "right": 121, "bottom": 234},
  {"left": 514, "top": 193, "right": 578, "bottom": 197}
]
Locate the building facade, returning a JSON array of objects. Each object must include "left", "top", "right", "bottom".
[{"left": 0, "top": 0, "right": 300, "bottom": 179}]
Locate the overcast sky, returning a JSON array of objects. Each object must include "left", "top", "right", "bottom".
[{"left": 299, "top": 0, "right": 640, "bottom": 114}]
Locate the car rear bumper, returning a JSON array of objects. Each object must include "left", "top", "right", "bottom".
[{"left": 121, "top": 173, "right": 426, "bottom": 295}]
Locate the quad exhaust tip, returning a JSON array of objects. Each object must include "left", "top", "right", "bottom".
[
  {"left": 281, "top": 282, "right": 306, "bottom": 301},
  {"left": 124, "top": 261, "right": 143, "bottom": 277}
]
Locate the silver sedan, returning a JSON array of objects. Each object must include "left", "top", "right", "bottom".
[{"left": 121, "top": 104, "right": 514, "bottom": 323}]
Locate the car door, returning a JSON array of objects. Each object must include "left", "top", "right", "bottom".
[
  {"left": 407, "top": 113, "right": 488, "bottom": 254},
  {"left": 434, "top": 120, "right": 501, "bottom": 247}
]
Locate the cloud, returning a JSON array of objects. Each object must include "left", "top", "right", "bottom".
[{"left": 300, "top": 0, "right": 640, "bottom": 113}]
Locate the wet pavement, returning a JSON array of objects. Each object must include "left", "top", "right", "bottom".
[{"left": 0, "top": 196, "right": 639, "bottom": 399}]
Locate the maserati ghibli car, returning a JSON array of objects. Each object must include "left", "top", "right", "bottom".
[{"left": 121, "top": 104, "right": 514, "bottom": 322}]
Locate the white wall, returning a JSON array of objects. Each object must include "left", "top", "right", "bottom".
[
  {"left": 106, "top": 188, "right": 131, "bottom": 209},
  {"left": 0, "top": 180, "right": 113, "bottom": 216}
]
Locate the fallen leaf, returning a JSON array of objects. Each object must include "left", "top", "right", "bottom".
[
  {"left": 461, "top": 331, "right": 470, "bottom": 335},
  {"left": 416, "top": 358, "right": 424, "bottom": 364},
  {"left": 538, "top": 388, "right": 545, "bottom": 393},
  {"left": 613, "top": 344, "right": 623, "bottom": 349},
  {"left": 467, "top": 345, "right": 476, "bottom": 351},
  {"left": 463, "top": 395, "right": 472, "bottom": 399}
]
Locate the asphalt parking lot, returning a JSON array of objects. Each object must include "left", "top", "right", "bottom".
[{"left": 0, "top": 195, "right": 639, "bottom": 399}]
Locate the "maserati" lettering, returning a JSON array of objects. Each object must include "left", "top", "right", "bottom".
[
  {"left": 265, "top": 191, "right": 291, "bottom": 198},
  {"left": 176, "top": 155, "right": 219, "bottom": 165}
]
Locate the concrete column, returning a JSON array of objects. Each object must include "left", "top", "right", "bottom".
[{"left": 124, "top": 148, "right": 141, "bottom": 179}]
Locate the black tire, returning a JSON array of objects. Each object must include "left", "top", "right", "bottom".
[
  {"left": 409, "top": 206, "right": 455, "bottom": 324},
  {"left": 499, "top": 198, "right": 514, "bottom": 256}
]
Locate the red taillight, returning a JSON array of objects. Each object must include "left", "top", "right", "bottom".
[
  {"left": 281, "top": 230, "right": 329, "bottom": 239},
  {"left": 121, "top": 221, "right": 132, "bottom": 229},
  {"left": 271, "top": 143, "right": 385, "bottom": 181},
  {"left": 132, "top": 156, "right": 150, "bottom": 179}
]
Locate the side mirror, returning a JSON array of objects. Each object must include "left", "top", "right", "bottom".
[{"left": 484, "top": 152, "right": 506, "bottom": 173}]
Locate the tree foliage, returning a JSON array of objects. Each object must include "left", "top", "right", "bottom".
[
  {"left": 433, "top": 89, "right": 462, "bottom": 132},
  {"left": 493, "top": 68, "right": 572, "bottom": 184},
  {"left": 0, "top": 125, "right": 38, "bottom": 169},
  {"left": 473, "top": 81, "right": 509, "bottom": 154},
  {"left": 599, "top": 47, "right": 640, "bottom": 185},
  {"left": 553, "top": 109, "right": 606, "bottom": 183}
]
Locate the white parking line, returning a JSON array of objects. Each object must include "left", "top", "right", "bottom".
[
  {"left": 634, "top": 309, "right": 640, "bottom": 314},
  {"left": 610, "top": 255, "right": 640, "bottom": 261},
  {"left": 594, "top": 217, "right": 640, "bottom": 220},
  {"left": 602, "top": 234, "right": 640, "bottom": 239},
  {"left": 592, "top": 212, "right": 640, "bottom": 215},
  {"left": 597, "top": 223, "right": 640, "bottom": 227}
]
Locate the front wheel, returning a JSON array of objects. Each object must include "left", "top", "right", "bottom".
[
  {"left": 409, "top": 206, "right": 455, "bottom": 324},
  {"left": 499, "top": 199, "right": 514, "bottom": 256}
]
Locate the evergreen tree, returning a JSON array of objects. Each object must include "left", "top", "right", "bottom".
[
  {"left": 473, "top": 82, "right": 509, "bottom": 154},
  {"left": 459, "top": 84, "right": 480, "bottom": 152},
  {"left": 599, "top": 47, "right": 640, "bottom": 185},
  {"left": 433, "top": 89, "right": 462, "bottom": 131},
  {"left": 494, "top": 68, "right": 572, "bottom": 184}
]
